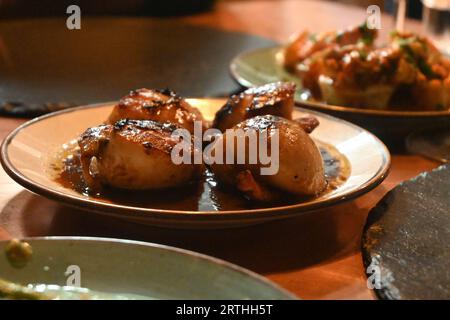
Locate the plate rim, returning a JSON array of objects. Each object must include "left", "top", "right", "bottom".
[
  {"left": 0, "top": 236, "right": 297, "bottom": 299},
  {"left": 0, "top": 100, "right": 391, "bottom": 219},
  {"left": 230, "top": 46, "right": 450, "bottom": 118}
]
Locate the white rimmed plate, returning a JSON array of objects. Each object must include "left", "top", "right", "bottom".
[{"left": 0, "top": 99, "right": 390, "bottom": 228}]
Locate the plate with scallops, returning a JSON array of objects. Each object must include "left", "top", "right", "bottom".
[
  {"left": 1, "top": 83, "right": 390, "bottom": 228},
  {"left": 230, "top": 24, "right": 450, "bottom": 143}
]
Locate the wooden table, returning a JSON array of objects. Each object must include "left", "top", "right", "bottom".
[{"left": 0, "top": 0, "right": 441, "bottom": 299}]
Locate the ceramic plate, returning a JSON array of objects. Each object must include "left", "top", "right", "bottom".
[
  {"left": 0, "top": 237, "right": 294, "bottom": 299},
  {"left": 0, "top": 99, "right": 390, "bottom": 228},
  {"left": 230, "top": 47, "right": 450, "bottom": 142}
]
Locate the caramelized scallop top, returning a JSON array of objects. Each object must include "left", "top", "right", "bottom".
[
  {"left": 111, "top": 119, "right": 181, "bottom": 154},
  {"left": 212, "top": 82, "right": 295, "bottom": 132},
  {"left": 107, "top": 88, "right": 204, "bottom": 133},
  {"left": 79, "top": 119, "right": 182, "bottom": 158}
]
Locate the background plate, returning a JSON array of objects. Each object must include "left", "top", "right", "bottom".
[
  {"left": 0, "top": 237, "right": 294, "bottom": 299},
  {"left": 230, "top": 46, "right": 450, "bottom": 147},
  {"left": 1, "top": 99, "right": 390, "bottom": 228}
]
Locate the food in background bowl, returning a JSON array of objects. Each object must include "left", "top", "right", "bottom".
[{"left": 282, "top": 23, "right": 450, "bottom": 111}]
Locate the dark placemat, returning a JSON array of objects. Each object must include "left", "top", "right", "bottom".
[
  {"left": 0, "top": 17, "right": 276, "bottom": 117},
  {"left": 407, "top": 127, "right": 450, "bottom": 163},
  {"left": 362, "top": 164, "right": 450, "bottom": 300}
]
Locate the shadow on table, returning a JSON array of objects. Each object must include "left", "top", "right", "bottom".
[{"left": 0, "top": 189, "right": 374, "bottom": 274}]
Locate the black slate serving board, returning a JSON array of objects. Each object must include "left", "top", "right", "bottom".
[
  {"left": 0, "top": 17, "right": 275, "bottom": 117},
  {"left": 362, "top": 164, "right": 450, "bottom": 299}
]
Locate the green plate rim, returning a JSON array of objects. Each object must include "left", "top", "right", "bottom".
[{"left": 0, "top": 236, "right": 297, "bottom": 299}]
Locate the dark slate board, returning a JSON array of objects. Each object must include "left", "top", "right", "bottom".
[
  {"left": 362, "top": 164, "right": 450, "bottom": 300},
  {"left": 0, "top": 17, "right": 276, "bottom": 117}
]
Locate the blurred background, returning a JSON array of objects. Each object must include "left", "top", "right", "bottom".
[
  {"left": 0, "top": 0, "right": 446, "bottom": 117},
  {"left": 0, "top": 0, "right": 424, "bottom": 19}
]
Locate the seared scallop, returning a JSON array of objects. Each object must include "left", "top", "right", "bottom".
[
  {"left": 212, "top": 82, "right": 295, "bottom": 132},
  {"left": 107, "top": 88, "right": 205, "bottom": 133},
  {"left": 209, "top": 115, "right": 326, "bottom": 201},
  {"left": 78, "top": 119, "right": 199, "bottom": 190}
]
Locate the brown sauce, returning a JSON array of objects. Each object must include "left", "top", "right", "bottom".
[{"left": 52, "top": 140, "right": 350, "bottom": 211}]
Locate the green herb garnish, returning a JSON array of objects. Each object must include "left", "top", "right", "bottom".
[{"left": 358, "top": 23, "right": 375, "bottom": 45}]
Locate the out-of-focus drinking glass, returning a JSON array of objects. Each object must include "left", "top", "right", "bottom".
[
  {"left": 421, "top": 0, "right": 450, "bottom": 55},
  {"left": 392, "top": 0, "right": 408, "bottom": 31}
]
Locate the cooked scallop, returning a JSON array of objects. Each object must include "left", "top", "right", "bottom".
[
  {"left": 78, "top": 119, "right": 199, "bottom": 190},
  {"left": 212, "top": 82, "right": 295, "bottom": 132},
  {"left": 107, "top": 88, "right": 205, "bottom": 133},
  {"left": 208, "top": 115, "right": 326, "bottom": 201}
]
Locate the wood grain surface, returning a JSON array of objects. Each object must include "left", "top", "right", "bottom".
[{"left": 0, "top": 0, "right": 438, "bottom": 300}]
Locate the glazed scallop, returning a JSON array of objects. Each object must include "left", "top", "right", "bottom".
[
  {"left": 209, "top": 115, "right": 326, "bottom": 201},
  {"left": 107, "top": 88, "right": 205, "bottom": 133},
  {"left": 212, "top": 82, "right": 295, "bottom": 132},
  {"left": 78, "top": 119, "right": 199, "bottom": 190}
]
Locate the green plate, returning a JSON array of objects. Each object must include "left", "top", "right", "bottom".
[
  {"left": 0, "top": 237, "right": 295, "bottom": 300},
  {"left": 230, "top": 46, "right": 301, "bottom": 90}
]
